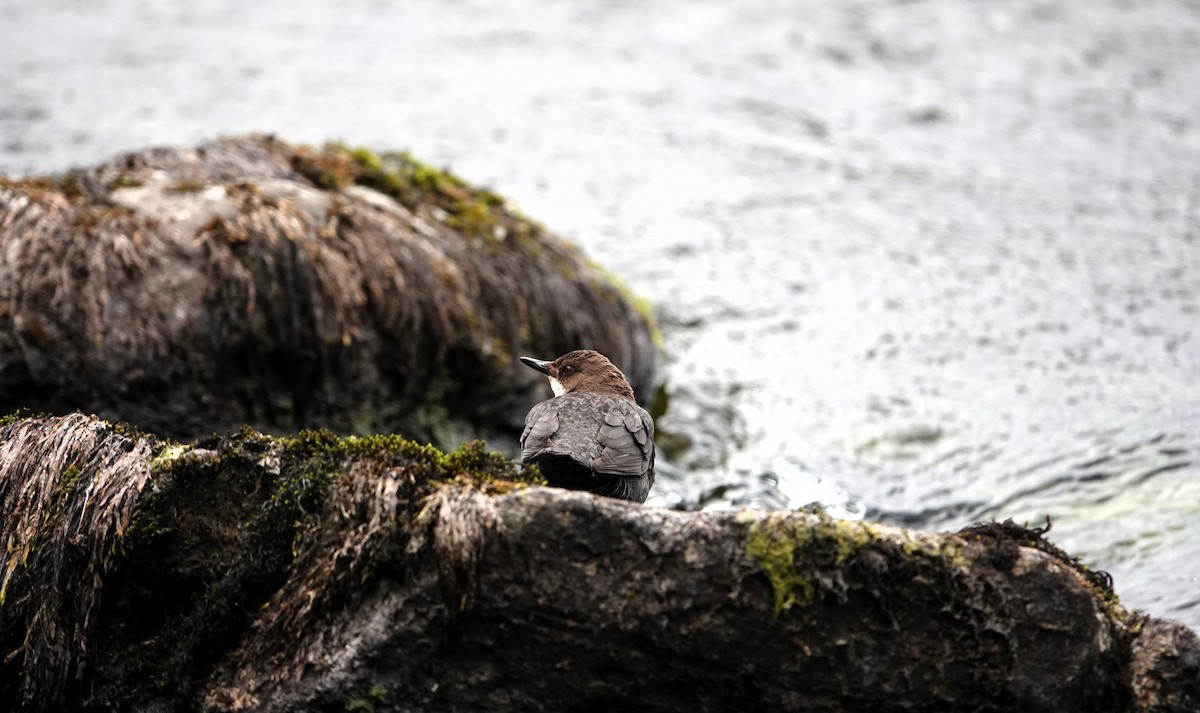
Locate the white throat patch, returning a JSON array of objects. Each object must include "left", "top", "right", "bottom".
[{"left": 548, "top": 377, "right": 565, "bottom": 397}]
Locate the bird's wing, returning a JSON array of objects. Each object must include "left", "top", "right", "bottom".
[
  {"left": 592, "top": 402, "right": 655, "bottom": 478},
  {"left": 520, "top": 399, "right": 562, "bottom": 463}
]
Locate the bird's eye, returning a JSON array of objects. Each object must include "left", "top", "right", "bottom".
[{"left": 561, "top": 365, "right": 575, "bottom": 374}]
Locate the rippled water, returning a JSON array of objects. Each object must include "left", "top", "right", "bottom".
[{"left": 3, "top": 0, "right": 1198, "bottom": 628}]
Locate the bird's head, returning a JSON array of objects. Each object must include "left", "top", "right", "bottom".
[{"left": 519, "top": 349, "right": 636, "bottom": 401}]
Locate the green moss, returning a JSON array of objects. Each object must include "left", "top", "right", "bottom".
[
  {"left": 829, "top": 519, "right": 873, "bottom": 563},
  {"left": 43, "top": 464, "right": 84, "bottom": 527},
  {"left": 275, "top": 429, "right": 542, "bottom": 501},
  {"left": 344, "top": 683, "right": 389, "bottom": 712},
  {"left": 166, "top": 179, "right": 206, "bottom": 194},
  {"left": 108, "top": 173, "right": 145, "bottom": 190},
  {"left": 1065, "top": 560, "right": 1126, "bottom": 623},
  {"left": 346, "top": 146, "right": 384, "bottom": 173},
  {"left": 898, "top": 532, "right": 970, "bottom": 570},
  {"left": 0, "top": 411, "right": 26, "bottom": 429},
  {"left": 745, "top": 513, "right": 883, "bottom": 616},
  {"left": 56, "top": 464, "right": 83, "bottom": 494},
  {"left": 289, "top": 141, "right": 548, "bottom": 252},
  {"left": 745, "top": 515, "right": 816, "bottom": 616},
  {"left": 148, "top": 443, "right": 187, "bottom": 472},
  {"left": 745, "top": 514, "right": 978, "bottom": 619}
]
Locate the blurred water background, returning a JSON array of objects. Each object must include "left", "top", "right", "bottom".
[{"left": 2, "top": 0, "right": 1198, "bottom": 629}]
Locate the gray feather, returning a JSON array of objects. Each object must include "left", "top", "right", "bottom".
[{"left": 520, "top": 392, "right": 655, "bottom": 488}]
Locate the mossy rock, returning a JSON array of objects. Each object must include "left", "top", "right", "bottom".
[
  {"left": 0, "top": 136, "right": 659, "bottom": 445},
  {"left": 0, "top": 413, "right": 541, "bottom": 711},
  {"left": 2, "top": 414, "right": 1198, "bottom": 713}
]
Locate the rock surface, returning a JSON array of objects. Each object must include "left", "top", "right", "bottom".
[
  {"left": 0, "top": 137, "right": 658, "bottom": 445},
  {"left": 1, "top": 414, "right": 1197, "bottom": 712}
]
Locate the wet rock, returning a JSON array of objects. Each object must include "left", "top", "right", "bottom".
[
  {"left": 1130, "top": 619, "right": 1200, "bottom": 713},
  {"left": 0, "top": 136, "right": 658, "bottom": 445},
  {"left": 3, "top": 414, "right": 1197, "bottom": 713}
]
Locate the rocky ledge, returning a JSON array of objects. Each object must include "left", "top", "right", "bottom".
[{"left": 1, "top": 414, "right": 1196, "bottom": 712}]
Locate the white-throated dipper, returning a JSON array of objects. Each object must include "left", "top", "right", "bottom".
[{"left": 519, "top": 350, "right": 655, "bottom": 503}]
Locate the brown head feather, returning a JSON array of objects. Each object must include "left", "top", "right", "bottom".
[{"left": 521, "top": 349, "right": 637, "bottom": 402}]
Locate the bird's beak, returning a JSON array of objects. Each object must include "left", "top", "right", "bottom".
[{"left": 519, "top": 356, "right": 553, "bottom": 375}]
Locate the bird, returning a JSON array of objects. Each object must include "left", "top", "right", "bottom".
[{"left": 519, "top": 349, "right": 655, "bottom": 503}]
